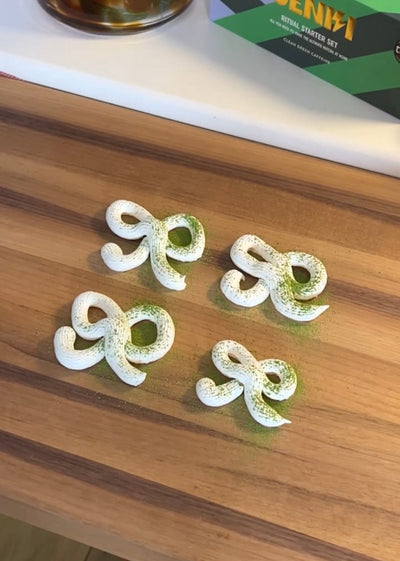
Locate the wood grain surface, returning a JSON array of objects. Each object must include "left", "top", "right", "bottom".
[{"left": 0, "top": 78, "right": 399, "bottom": 561}]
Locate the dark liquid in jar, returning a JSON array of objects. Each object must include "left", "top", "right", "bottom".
[{"left": 38, "top": 0, "right": 192, "bottom": 33}]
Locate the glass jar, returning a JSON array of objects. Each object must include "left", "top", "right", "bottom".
[{"left": 37, "top": 0, "right": 192, "bottom": 33}]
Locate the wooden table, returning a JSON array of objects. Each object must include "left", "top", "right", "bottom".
[{"left": 1, "top": 78, "right": 399, "bottom": 561}]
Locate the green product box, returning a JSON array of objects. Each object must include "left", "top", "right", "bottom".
[{"left": 210, "top": 0, "right": 400, "bottom": 118}]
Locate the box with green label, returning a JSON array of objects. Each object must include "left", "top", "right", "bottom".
[{"left": 210, "top": 0, "right": 400, "bottom": 118}]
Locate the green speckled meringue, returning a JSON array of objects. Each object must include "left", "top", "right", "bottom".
[
  {"left": 101, "top": 200, "right": 205, "bottom": 291},
  {"left": 220, "top": 234, "right": 328, "bottom": 322},
  {"left": 196, "top": 340, "right": 297, "bottom": 428},
  {"left": 54, "top": 291, "right": 175, "bottom": 386}
]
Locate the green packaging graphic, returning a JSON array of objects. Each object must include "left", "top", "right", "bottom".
[{"left": 210, "top": 0, "right": 400, "bottom": 118}]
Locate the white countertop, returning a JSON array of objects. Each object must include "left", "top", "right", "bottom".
[{"left": 1, "top": 0, "right": 399, "bottom": 177}]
